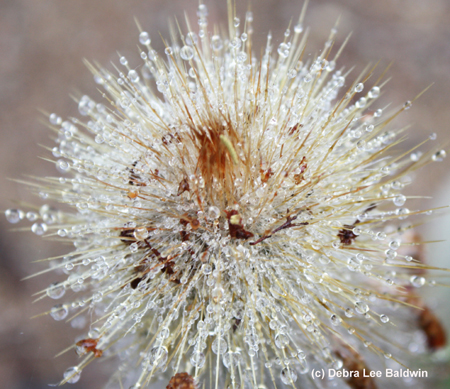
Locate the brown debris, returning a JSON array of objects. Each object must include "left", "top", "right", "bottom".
[
  {"left": 225, "top": 210, "right": 254, "bottom": 240},
  {"left": 128, "top": 161, "right": 146, "bottom": 186},
  {"left": 250, "top": 211, "right": 307, "bottom": 245},
  {"left": 335, "top": 345, "right": 377, "bottom": 389},
  {"left": 288, "top": 123, "right": 303, "bottom": 136},
  {"left": 177, "top": 178, "right": 190, "bottom": 196},
  {"left": 293, "top": 156, "right": 307, "bottom": 185},
  {"left": 260, "top": 167, "right": 274, "bottom": 183},
  {"left": 166, "top": 372, "right": 197, "bottom": 389},
  {"left": 338, "top": 224, "right": 358, "bottom": 245},
  {"left": 418, "top": 306, "right": 447, "bottom": 350},
  {"left": 76, "top": 338, "right": 102, "bottom": 358}
]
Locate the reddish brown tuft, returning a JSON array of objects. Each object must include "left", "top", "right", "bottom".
[
  {"left": 419, "top": 306, "right": 447, "bottom": 350},
  {"left": 336, "top": 345, "right": 377, "bottom": 389},
  {"left": 166, "top": 372, "right": 197, "bottom": 389}
]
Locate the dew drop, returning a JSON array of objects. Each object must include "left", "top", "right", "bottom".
[
  {"left": 280, "top": 367, "right": 298, "bottom": 384},
  {"left": 403, "top": 101, "right": 412, "bottom": 110},
  {"left": 50, "top": 304, "right": 69, "bottom": 321},
  {"left": 57, "top": 159, "right": 70, "bottom": 172},
  {"left": 180, "top": 45, "right": 194, "bottom": 61},
  {"left": 5, "top": 209, "right": 21, "bottom": 224},
  {"left": 277, "top": 43, "right": 290, "bottom": 58},
  {"left": 354, "top": 83, "right": 364, "bottom": 93},
  {"left": 330, "top": 314, "right": 340, "bottom": 326},
  {"left": 190, "top": 351, "right": 206, "bottom": 368},
  {"left": 63, "top": 366, "right": 81, "bottom": 384},
  {"left": 128, "top": 70, "right": 140, "bottom": 83},
  {"left": 368, "top": 86, "right": 380, "bottom": 98},
  {"left": 354, "top": 301, "right": 369, "bottom": 314},
  {"left": 31, "top": 222, "right": 47, "bottom": 235},
  {"left": 148, "top": 346, "right": 168, "bottom": 368},
  {"left": 294, "top": 23, "right": 303, "bottom": 34},
  {"left": 211, "top": 35, "right": 223, "bottom": 50},
  {"left": 134, "top": 227, "right": 149, "bottom": 241},
  {"left": 208, "top": 206, "right": 220, "bottom": 219},
  {"left": 139, "top": 31, "right": 150, "bottom": 45},
  {"left": 410, "top": 275, "right": 425, "bottom": 287},
  {"left": 393, "top": 194, "right": 406, "bottom": 206},
  {"left": 212, "top": 337, "right": 227, "bottom": 354},
  {"left": 47, "top": 282, "right": 65, "bottom": 299},
  {"left": 432, "top": 150, "right": 446, "bottom": 162},
  {"left": 275, "top": 333, "right": 289, "bottom": 348}
]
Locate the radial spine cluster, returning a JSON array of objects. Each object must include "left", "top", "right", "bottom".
[{"left": 6, "top": 2, "right": 448, "bottom": 388}]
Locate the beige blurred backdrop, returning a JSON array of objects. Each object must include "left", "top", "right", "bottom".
[{"left": 1, "top": 0, "right": 450, "bottom": 388}]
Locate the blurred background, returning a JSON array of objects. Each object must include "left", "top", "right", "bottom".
[{"left": 0, "top": 0, "right": 449, "bottom": 388}]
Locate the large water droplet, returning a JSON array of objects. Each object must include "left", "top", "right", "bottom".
[
  {"left": 63, "top": 366, "right": 81, "bottom": 384},
  {"left": 139, "top": 31, "right": 150, "bottom": 45},
  {"left": 5, "top": 209, "right": 21, "bottom": 224},
  {"left": 280, "top": 367, "right": 298, "bottom": 384}
]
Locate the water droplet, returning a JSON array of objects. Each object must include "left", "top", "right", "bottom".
[
  {"left": 380, "top": 314, "right": 389, "bottom": 323},
  {"left": 330, "top": 314, "right": 340, "bottom": 326},
  {"left": 31, "top": 222, "right": 47, "bottom": 235},
  {"left": 57, "top": 160, "right": 70, "bottom": 172},
  {"left": 180, "top": 45, "right": 194, "bottom": 61},
  {"left": 368, "top": 86, "right": 380, "bottom": 98},
  {"left": 432, "top": 150, "right": 446, "bottom": 162},
  {"left": 211, "top": 35, "right": 223, "bottom": 50},
  {"left": 294, "top": 23, "right": 303, "bottom": 34},
  {"left": 197, "top": 4, "right": 208, "bottom": 18},
  {"left": 50, "top": 304, "right": 69, "bottom": 321},
  {"left": 280, "top": 367, "right": 298, "bottom": 384},
  {"left": 403, "top": 101, "right": 412, "bottom": 110},
  {"left": 128, "top": 70, "right": 140, "bottom": 83},
  {"left": 190, "top": 351, "right": 205, "bottom": 368},
  {"left": 410, "top": 275, "right": 425, "bottom": 287},
  {"left": 208, "top": 206, "right": 220, "bottom": 219},
  {"left": 278, "top": 43, "right": 290, "bottom": 58},
  {"left": 139, "top": 31, "right": 150, "bottom": 45},
  {"left": 49, "top": 113, "right": 59, "bottom": 125},
  {"left": 354, "top": 83, "right": 364, "bottom": 93},
  {"left": 393, "top": 194, "right": 406, "bottom": 206},
  {"left": 354, "top": 301, "right": 369, "bottom": 314},
  {"left": 165, "top": 47, "right": 173, "bottom": 56},
  {"left": 223, "top": 351, "right": 240, "bottom": 369},
  {"left": 78, "top": 96, "right": 90, "bottom": 116},
  {"left": 5, "top": 209, "right": 21, "bottom": 224},
  {"left": 186, "top": 32, "right": 198, "bottom": 46},
  {"left": 148, "top": 346, "right": 168, "bottom": 368},
  {"left": 63, "top": 366, "right": 81, "bottom": 384},
  {"left": 26, "top": 211, "right": 38, "bottom": 221},
  {"left": 275, "top": 333, "right": 289, "bottom": 348},
  {"left": 212, "top": 337, "right": 227, "bottom": 354},
  {"left": 202, "top": 263, "right": 212, "bottom": 274},
  {"left": 47, "top": 282, "right": 65, "bottom": 299},
  {"left": 374, "top": 108, "right": 383, "bottom": 117},
  {"left": 134, "top": 227, "right": 149, "bottom": 240}
]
